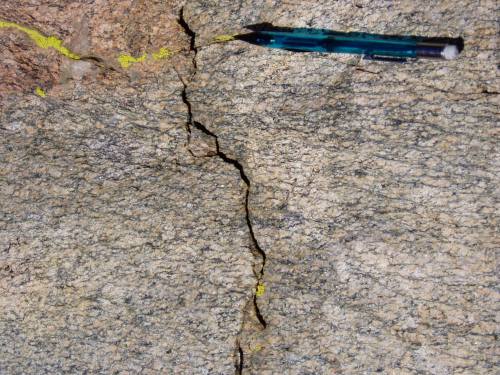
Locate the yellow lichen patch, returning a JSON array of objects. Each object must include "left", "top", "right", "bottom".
[
  {"left": 213, "top": 34, "right": 236, "bottom": 43},
  {"left": 252, "top": 344, "right": 263, "bottom": 352},
  {"left": 117, "top": 53, "right": 147, "bottom": 69},
  {"left": 35, "top": 87, "right": 46, "bottom": 97},
  {"left": 255, "top": 282, "right": 265, "bottom": 297},
  {"left": 152, "top": 47, "right": 174, "bottom": 60},
  {"left": 0, "top": 20, "right": 80, "bottom": 59}
]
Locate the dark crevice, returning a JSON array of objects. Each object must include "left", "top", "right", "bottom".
[
  {"left": 191, "top": 119, "right": 267, "bottom": 277},
  {"left": 79, "top": 55, "right": 105, "bottom": 64},
  {"left": 191, "top": 120, "right": 267, "bottom": 276},
  {"left": 175, "top": 71, "right": 194, "bottom": 154},
  {"left": 190, "top": 111, "right": 269, "bottom": 337},
  {"left": 235, "top": 343, "right": 244, "bottom": 374},
  {"left": 178, "top": 7, "right": 196, "bottom": 51},
  {"left": 178, "top": 7, "right": 197, "bottom": 70},
  {"left": 254, "top": 294, "right": 267, "bottom": 328},
  {"left": 177, "top": 9, "right": 268, "bottom": 373},
  {"left": 180, "top": 87, "right": 192, "bottom": 130},
  {"left": 481, "top": 89, "right": 499, "bottom": 95},
  {"left": 180, "top": 80, "right": 192, "bottom": 136}
]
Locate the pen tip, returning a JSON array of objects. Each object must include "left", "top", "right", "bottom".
[{"left": 234, "top": 33, "right": 256, "bottom": 42}]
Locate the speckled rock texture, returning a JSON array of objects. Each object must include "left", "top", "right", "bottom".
[
  {"left": 1, "top": 0, "right": 499, "bottom": 374},
  {"left": 1, "top": 2, "right": 256, "bottom": 374},
  {"left": 186, "top": 0, "right": 499, "bottom": 374},
  {"left": 0, "top": 0, "right": 189, "bottom": 101}
]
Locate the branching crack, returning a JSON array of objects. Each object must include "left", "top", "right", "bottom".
[{"left": 177, "top": 6, "right": 267, "bottom": 373}]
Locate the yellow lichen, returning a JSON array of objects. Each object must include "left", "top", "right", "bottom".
[
  {"left": 35, "top": 87, "right": 46, "bottom": 97},
  {"left": 252, "top": 344, "right": 263, "bottom": 352},
  {"left": 119, "top": 47, "right": 174, "bottom": 68},
  {"left": 152, "top": 47, "right": 174, "bottom": 60},
  {"left": 117, "top": 53, "right": 147, "bottom": 69},
  {"left": 1, "top": 19, "right": 231, "bottom": 72},
  {"left": 255, "top": 283, "right": 265, "bottom": 297},
  {"left": 213, "top": 34, "right": 236, "bottom": 43},
  {"left": 0, "top": 20, "right": 80, "bottom": 59}
]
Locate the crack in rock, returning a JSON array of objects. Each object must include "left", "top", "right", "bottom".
[
  {"left": 235, "top": 342, "right": 244, "bottom": 375},
  {"left": 177, "top": 7, "right": 267, "bottom": 373}
]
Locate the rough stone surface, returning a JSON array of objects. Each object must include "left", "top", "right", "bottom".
[
  {"left": 0, "top": 0, "right": 189, "bottom": 101},
  {"left": 1, "top": 0, "right": 499, "bottom": 374},
  {"left": 186, "top": 0, "right": 499, "bottom": 374},
  {"left": 0, "top": 76, "right": 257, "bottom": 374},
  {"left": 0, "top": 2, "right": 255, "bottom": 374}
]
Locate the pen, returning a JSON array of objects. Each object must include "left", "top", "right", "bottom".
[{"left": 235, "top": 24, "right": 462, "bottom": 62}]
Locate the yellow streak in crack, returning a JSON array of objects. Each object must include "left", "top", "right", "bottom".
[
  {"left": 255, "top": 282, "right": 265, "bottom": 297},
  {"left": 0, "top": 20, "right": 80, "bottom": 59}
]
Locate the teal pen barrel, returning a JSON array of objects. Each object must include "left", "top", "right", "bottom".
[
  {"left": 323, "top": 38, "right": 417, "bottom": 58},
  {"left": 266, "top": 33, "right": 418, "bottom": 58},
  {"left": 236, "top": 29, "right": 461, "bottom": 60}
]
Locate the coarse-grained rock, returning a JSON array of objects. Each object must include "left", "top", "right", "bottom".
[
  {"left": 0, "top": 2, "right": 257, "bottom": 374},
  {"left": 0, "top": 72, "right": 255, "bottom": 375},
  {"left": 1, "top": 0, "right": 499, "bottom": 374},
  {"left": 186, "top": 0, "right": 499, "bottom": 374},
  {"left": 0, "top": 0, "right": 190, "bottom": 101}
]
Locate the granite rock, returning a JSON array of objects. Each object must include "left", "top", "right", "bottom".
[
  {"left": 1, "top": 0, "right": 499, "bottom": 374},
  {"left": 186, "top": 0, "right": 499, "bottom": 373},
  {"left": 0, "top": 2, "right": 256, "bottom": 374},
  {"left": 0, "top": 73, "right": 257, "bottom": 374},
  {"left": 0, "top": 0, "right": 190, "bottom": 101}
]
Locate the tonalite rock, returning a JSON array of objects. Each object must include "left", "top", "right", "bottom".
[{"left": 1, "top": 0, "right": 499, "bottom": 374}]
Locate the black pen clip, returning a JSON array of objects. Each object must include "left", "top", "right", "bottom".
[{"left": 364, "top": 54, "right": 408, "bottom": 63}]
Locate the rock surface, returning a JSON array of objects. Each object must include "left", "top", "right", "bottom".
[
  {"left": 0, "top": 0, "right": 189, "bottom": 101},
  {"left": 186, "top": 0, "right": 499, "bottom": 374},
  {"left": 1, "top": 0, "right": 499, "bottom": 374},
  {"left": 1, "top": 2, "right": 255, "bottom": 374}
]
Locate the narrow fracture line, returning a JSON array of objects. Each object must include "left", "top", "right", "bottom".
[
  {"left": 177, "top": 9, "right": 268, "bottom": 375},
  {"left": 236, "top": 342, "right": 244, "bottom": 374}
]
